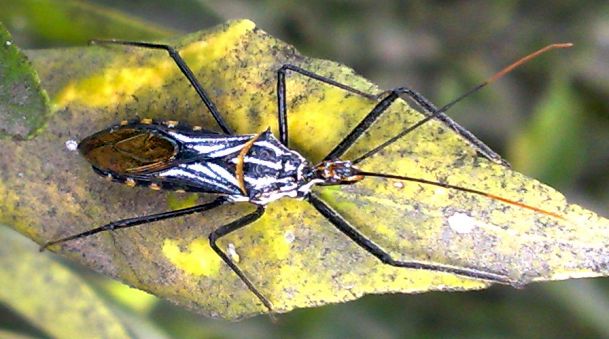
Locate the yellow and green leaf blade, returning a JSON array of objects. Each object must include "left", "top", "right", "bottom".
[{"left": 1, "top": 20, "right": 608, "bottom": 320}]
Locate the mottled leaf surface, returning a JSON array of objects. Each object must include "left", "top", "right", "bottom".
[{"left": 1, "top": 20, "right": 608, "bottom": 320}]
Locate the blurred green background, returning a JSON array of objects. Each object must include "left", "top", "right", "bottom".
[{"left": 1, "top": 0, "right": 609, "bottom": 338}]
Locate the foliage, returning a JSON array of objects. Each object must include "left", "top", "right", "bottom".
[{"left": 1, "top": 1, "right": 609, "bottom": 337}]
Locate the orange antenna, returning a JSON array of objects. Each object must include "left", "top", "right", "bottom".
[
  {"left": 354, "top": 43, "right": 574, "bottom": 164},
  {"left": 438, "top": 43, "right": 573, "bottom": 115},
  {"left": 488, "top": 43, "right": 573, "bottom": 84},
  {"left": 357, "top": 171, "right": 565, "bottom": 220}
]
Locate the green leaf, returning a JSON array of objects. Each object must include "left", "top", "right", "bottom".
[
  {"left": 507, "top": 75, "right": 585, "bottom": 186},
  {"left": 1, "top": 20, "right": 609, "bottom": 320},
  {"left": 0, "top": 0, "right": 177, "bottom": 47},
  {"left": 0, "top": 227, "right": 130, "bottom": 338},
  {"left": 0, "top": 22, "right": 50, "bottom": 139}
]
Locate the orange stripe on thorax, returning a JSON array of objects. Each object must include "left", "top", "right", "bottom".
[{"left": 235, "top": 132, "right": 264, "bottom": 196}]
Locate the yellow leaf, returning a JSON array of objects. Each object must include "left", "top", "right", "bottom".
[{"left": 2, "top": 20, "right": 608, "bottom": 320}]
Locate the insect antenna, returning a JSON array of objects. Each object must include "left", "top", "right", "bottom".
[
  {"left": 353, "top": 43, "right": 573, "bottom": 165},
  {"left": 355, "top": 170, "right": 565, "bottom": 220}
]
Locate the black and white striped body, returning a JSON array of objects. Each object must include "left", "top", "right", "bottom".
[{"left": 78, "top": 119, "right": 321, "bottom": 205}]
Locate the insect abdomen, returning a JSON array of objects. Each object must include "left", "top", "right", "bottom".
[{"left": 79, "top": 119, "right": 311, "bottom": 203}]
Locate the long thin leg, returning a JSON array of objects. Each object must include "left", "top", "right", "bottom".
[
  {"left": 325, "top": 88, "right": 409, "bottom": 161},
  {"left": 307, "top": 193, "right": 516, "bottom": 285},
  {"left": 350, "top": 86, "right": 510, "bottom": 167},
  {"left": 277, "top": 64, "right": 377, "bottom": 147},
  {"left": 208, "top": 205, "right": 272, "bottom": 311},
  {"left": 40, "top": 197, "right": 229, "bottom": 251},
  {"left": 283, "top": 43, "right": 573, "bottom": 164},
  {"left": 276, "top": 64, "right": 503, "bottom": 164},
  {"left": 90, "top": 39, "right": 233, "bottom": 135},
  {"left": 328, "top": 87, "right": 506, "bottom": 164},
  {"left": 351, "top": 106, "right": 452, "bottom": 165}
]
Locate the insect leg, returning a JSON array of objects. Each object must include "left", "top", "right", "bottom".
[
  {"left": 353, "top": 43, "right": 574, "bottom": 165},
  {"left": 40, "top": 197, "right": 229, "bottom": 251},
  {"left": 90, "top": 39, "right": 233, "bottom": 135},
  {"left": 307, "top": 193, "right": 516, "bottom": 286},
  {"left": 276, "top": 64, "right": 376, "bottom": 147},
  {"left": 325, "top": 86, "right": 505, "bottom": 163},
  {"left": 208, "top": 205, "right": 273, "bottom": 312},
  {"left": 276, "top": 64, "right": 503, "bottom": 164},
  {"left": 324, "top": 88, "right": 406, "bottom": 160},
  {"left": 371, "top": 87, "right": 507, "bottom": 165}
]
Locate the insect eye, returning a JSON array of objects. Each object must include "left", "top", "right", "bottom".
[{"left": 78, "top": 127, "right": 178, "bottom": 174}]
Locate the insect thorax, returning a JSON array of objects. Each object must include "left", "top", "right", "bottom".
[{"left": 78, "top": 119, "right": 315, "bottom": 205}]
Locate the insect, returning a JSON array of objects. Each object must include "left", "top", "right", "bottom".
[{"left": 41, "top": 38, "right": 571, "bottom": 313}]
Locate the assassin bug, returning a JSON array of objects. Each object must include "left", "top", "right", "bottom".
[{"left": 41, "top": 38, "right": 571, "bottom": 313}]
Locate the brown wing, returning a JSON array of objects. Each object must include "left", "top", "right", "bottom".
[{"left": 78, "top": 127, "right": 178, "bottom": 174}]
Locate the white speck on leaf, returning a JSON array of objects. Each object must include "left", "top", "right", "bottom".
[
  {"left": 65, "top": 139, "right": 78, "bottom": 151},
  {"left": 5, "top": 41, "right": 12, "bottom": 46},
  {"left": 434, "top": 187, "right": 447, "bottom": 195},
  {"left": 284, "top": 231, "right": 295, "bottom": 244},
  {"left": 393, "top": 181, "right": 404, "bottom": 189},
  {"left": 448, "top": 212, "right": 476, "bottom": 234}
]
